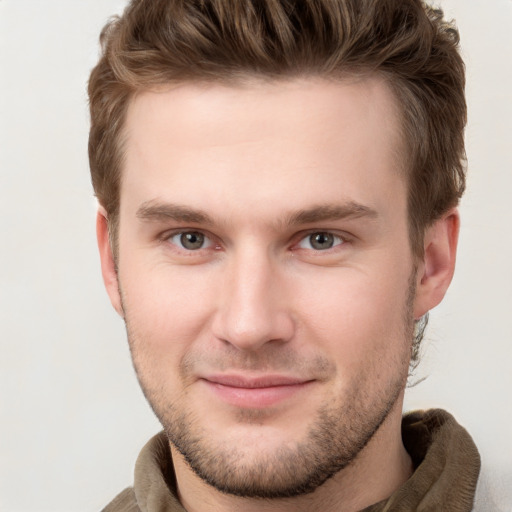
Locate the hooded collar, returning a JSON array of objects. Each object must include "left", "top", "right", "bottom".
[{"left": 105, "top": 409, "right": 480, "bottom": 512}]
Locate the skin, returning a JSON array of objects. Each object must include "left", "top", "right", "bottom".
[{"left": 98, "top": 76, "right": 459, "bottom": 512}]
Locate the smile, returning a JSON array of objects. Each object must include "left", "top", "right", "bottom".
[{"left": 201, "top": 374, "right": 315, "bottom": 408}]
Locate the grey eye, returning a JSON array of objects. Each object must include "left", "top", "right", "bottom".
[
  {"left": 310, "top": 233, "right": 334, "bottom": 250},
  {"left": 298, "top": 232, "right": 343, "bottom": 250},
  {"left": 171, "top": 232, "right": 209, "bottom": 250}
]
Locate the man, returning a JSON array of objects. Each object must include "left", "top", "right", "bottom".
[{"left": 89, "top": 0, "right": 480, "bottom": 510}]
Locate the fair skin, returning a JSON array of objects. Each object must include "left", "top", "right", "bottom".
[{"left": 98, "top": 77, "right": 459, "bottom": 512}]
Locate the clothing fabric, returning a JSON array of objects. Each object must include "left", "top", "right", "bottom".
[{"left": 102, "top": 409, "right": 481, "bottom": 512}]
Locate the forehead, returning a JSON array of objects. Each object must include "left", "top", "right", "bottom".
[{"left": 121, "top": 76, "right": 406, "bottom": 225}]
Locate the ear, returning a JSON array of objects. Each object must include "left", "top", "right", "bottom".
[
  {"left": 413, "top": 208, "right": 460, "bottom": 319},
  {"left": 96, "top": 207, "right": 124, "bottom": 317}
]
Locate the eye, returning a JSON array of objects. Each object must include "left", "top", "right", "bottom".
[
  {"left": 170, "top": 231, "right": 213, "bottom": 250},
  {"left": 298, "top": 232, "right": 344, "bottom": 251}
]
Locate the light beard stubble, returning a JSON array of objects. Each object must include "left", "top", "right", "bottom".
[{"left": 122, "top": 271, "right": 416, "bottom": 499}]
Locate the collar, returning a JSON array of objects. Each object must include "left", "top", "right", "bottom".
[
  {"left": 363, "top": 409, "right": 480, "bottom": 511},
  {"left": 128, "top": 409, "right": 480, "bottom": 512}
]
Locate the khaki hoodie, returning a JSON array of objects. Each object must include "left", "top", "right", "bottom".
[{"left": 103, "top": 409, "right": 480, "bottom": 512}]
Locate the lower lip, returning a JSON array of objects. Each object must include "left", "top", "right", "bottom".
[{"left": 203, "top": 380, "right": 312, "bottom": 408}]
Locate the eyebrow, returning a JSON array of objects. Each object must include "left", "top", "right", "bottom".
[
  {"left": 284, "top": 203, "right": 378, "bottom": 226},
  {"left": 137, "top": 201, "right": 214, "bottom": 224},
  {"left": 136, "top": 200, "right": 378, "bottom": 227}
]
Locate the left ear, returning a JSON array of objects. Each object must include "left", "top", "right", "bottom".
[{"left": 413, "top": 208, "right": 460, "bottom": 319}]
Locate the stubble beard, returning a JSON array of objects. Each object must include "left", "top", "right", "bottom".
[
  {"left": 122, "top": 275, "right": 415, "bottom": 499},
  {"left": 160, "top": 372, "right": 406, "bottom": 499}
]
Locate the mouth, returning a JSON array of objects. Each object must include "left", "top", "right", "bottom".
[{"left": 201, "top": 374, "right": 315, "bottom": 408}]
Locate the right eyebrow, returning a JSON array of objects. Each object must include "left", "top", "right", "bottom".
[{"left": 136, "top": 201, "right": 214, "bottom": 225}]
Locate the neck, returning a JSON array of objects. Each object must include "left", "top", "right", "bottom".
[{"left": 171, "top": 397, "right": 413, "bottom": 512}]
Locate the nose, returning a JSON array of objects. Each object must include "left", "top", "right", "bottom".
[{"left": 212, "top": 248, "right": 295, "bottom": 352}]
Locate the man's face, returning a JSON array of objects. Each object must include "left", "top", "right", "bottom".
[{"left": 109, "top": 77, "right": 420, "bottom": 497}]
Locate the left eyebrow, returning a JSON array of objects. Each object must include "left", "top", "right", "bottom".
[{"left": 284, "top": 202, "right": 378, "bottom": 226}]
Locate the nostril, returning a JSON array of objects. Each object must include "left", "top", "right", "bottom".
[{"left": 212, "top": 308, "right": 295, "bottom": 352}]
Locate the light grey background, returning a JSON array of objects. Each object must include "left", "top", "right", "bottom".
[{"left": 1, "top": 1, "right": 511, "bottom": 511}]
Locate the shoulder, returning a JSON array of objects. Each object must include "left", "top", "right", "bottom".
[{"left": 101, "top": 487, "right": 140, "bottom": 512}]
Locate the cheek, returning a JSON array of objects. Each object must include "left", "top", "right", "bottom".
[
  {"left": 292, "top": 266, "right": 411, "bottom": 360},
  {"left": 118, "top": 259, "right": 218, "bottom": 357},
  {"left": 119, "top": 266, "right": 220, "bottom": 400}
]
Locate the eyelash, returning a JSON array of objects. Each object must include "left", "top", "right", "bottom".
[
  {"left": 161, "top": 230, "right": 220, "bottom": 253},
  {"left": 161, "top": 229, "right": 350, "bottom": 254},
  {"left": 296, "top": 232, "right": 346, "bottom": 251}
]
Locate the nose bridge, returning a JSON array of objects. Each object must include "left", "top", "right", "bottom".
[{"left": 213, "top": 243, "right": 293, "bottom": 351}]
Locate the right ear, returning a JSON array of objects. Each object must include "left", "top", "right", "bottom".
[{"left": 96, "top": 207, "right": 124, "bottom": 317}]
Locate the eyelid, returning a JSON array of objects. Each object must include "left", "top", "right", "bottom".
[
  {"left": 293, "top": 229, "right": 351, "bottom": 247},
  {"left": 160, "top": 229, "right": 220, "bottom": 251},
  {"left": 172, "top": 232, "right": 213, "bottom": 250},
  {"left": 298, "top": 232, "right": 344, "bottom": 250},
  {"left": 157, "top": 227, "right": 352, "bottom": 254}
]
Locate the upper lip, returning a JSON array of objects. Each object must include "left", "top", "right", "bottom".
[{"left": 203, "top": 374, "right": 312, "bottom": 388}]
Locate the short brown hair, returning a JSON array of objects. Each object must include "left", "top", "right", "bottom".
[{"left": 88, "top": 0, "right": 466, "bottom": 258}]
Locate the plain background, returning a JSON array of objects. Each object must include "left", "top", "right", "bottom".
[{"left": 1, "top": 1, "right": 511, "bottom": 511}]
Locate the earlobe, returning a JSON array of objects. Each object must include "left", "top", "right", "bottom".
[
  {"left": 96, "top": 207, "right": 124, "bottom": 317},
  {"left": 413, "top": 209, "right": 460, "bottom": 319}
]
